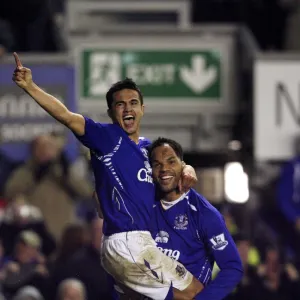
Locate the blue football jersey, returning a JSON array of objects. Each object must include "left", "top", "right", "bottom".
[
  {"left": 75, "top": 117, "right": 154, "bottom": 235},
  {"left": 150, "top": 189, "right": 243, "bottom": 300}
]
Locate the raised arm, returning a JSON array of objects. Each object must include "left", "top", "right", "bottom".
[{"left": 12, "top": 52, "right": 85, "bottom": 136}]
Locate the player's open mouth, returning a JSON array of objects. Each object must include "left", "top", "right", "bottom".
[{"left": 123, "top": 115, "right": 135, "bottom": 127}]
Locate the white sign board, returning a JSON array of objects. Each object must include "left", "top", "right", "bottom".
[{"left": 254, "top": 60, "right": 300, "bottom": 160}]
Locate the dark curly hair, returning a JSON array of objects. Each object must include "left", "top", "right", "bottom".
[{"left": 148, "top": 137, "right": 183, "bottom": 161}]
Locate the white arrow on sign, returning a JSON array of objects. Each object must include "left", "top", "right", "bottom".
[{"left": 179, "top": 55, "right": 218, "bottom": 93}]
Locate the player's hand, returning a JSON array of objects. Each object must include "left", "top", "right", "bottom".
[
  {"left": 180, "top": 164, "right": 198, "bottom": 193},
  {"left": 12, "top": 52, "right": 33, "bottom": 90}
]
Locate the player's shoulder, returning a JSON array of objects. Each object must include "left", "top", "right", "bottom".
[
  {"left": 139, "top": 136, "right": 152, "bottom": 148},
  {"left": 84, "top": 116, "right": 121, "bottom": 131},
  {"left": 188, "top": 189, "right": 222, "bottom": 220}
]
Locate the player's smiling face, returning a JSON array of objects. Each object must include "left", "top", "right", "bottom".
[
  {"left": 109, "top": 89, "right": 144, "bottom": 141},
  {"left": 151, "top": 144, "right": 184, "bottom": 197}
]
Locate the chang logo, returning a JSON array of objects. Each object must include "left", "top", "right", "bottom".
[
  {"left": 157, "top": 247, "right": 181, "bottom": 261},
  {"left": 137, "top": 161, "right": 153, "bottom": 184}
]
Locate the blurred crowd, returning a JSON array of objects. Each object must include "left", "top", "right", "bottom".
[
  {"left": 0, "top": 0, "right": 300, "bottom": 56},
  {"left": 0, "top": 134, "right": 112, "bottom": 300},
  {"left": 222, "top": 136, "right": 300, "bottom": 300}
]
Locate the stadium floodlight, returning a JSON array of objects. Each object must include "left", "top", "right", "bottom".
[{"left": 224, "top": 162, "right": 249, "bottom": 204}]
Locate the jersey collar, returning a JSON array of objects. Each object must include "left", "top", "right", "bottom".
[{"left": 160, "top": 190, "right": 190, "bottom": 210}]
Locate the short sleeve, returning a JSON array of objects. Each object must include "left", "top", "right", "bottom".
[{"left": 74, "top": 116, "right": 117, "bottom": 154}]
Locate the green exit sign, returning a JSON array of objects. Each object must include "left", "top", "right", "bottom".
[{"left": 79, "top": 49, "right": 222, "bottom": 101}]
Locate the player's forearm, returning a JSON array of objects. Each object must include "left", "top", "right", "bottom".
[
  {"left": 24, "top": 83, "right": 85, "bottom": 135},
  {"left": 25, "top": 83, "right": 70, "bottom": 124},
  {"left": 195, "top": 267, "right": 243, "bottom": 300}
]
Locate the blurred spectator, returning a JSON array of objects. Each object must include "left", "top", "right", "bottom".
[
  {"left": 221, "top": 206, "right": 261, "bottom": 265},
  {"left": 235, "top": 233, "right": 259, "bottom": 271},
  {"left": 0, "top": 200, "right": 6, "bottom": 223},
  {"left": 254, "top": 246, "right": 300, "bottom": 300},
  {"left": 57, "top": 279, "right": 86, "bottom": 300},
  {"left": 88, "top": 218, "right": 103, "bottom": 252},
  {"left": 226, "top": 233, "right": 260, "bottom": 300},
  {"left": 222, "top": 206, "right": 239, "bottom": 235},
  {"left": 277, "top": 138, "right": 300, "bottom": 260},
  {"left": 0, "top": 240, "right": 8, "bottom": 296},
  {"left": 2, "top": 230, "right": 49, "bottom": 298},
  {"left": 12, "top": 286, "right": 44, "bottom": 300},
  {"left": 0, "top": 196, "right": 56, "bottom": 258},
  {"left": 49, "top": 224, "right": 111, "bottom": 300},
  {"left": 0, "top": 240, "right": 9, "bottom": 279},
  {"left": 53, "top": 224, "right": 89, "bottom": 265},
  {"left": 0, "top": 151, "right": 21, "bottom": 198},
  {"left": 4, "top": 135, "right": 93, "bottom": 239}
]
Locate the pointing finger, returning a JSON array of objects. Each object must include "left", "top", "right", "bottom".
[{"left": 13, "top": 52, "right": 23, "bottom": 69}]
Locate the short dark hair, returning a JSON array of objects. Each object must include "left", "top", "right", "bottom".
[
  {"left": 106, "top": 78, "right": 143, "bottom": 109},
  {"left": 148, "top": 137, "right": 183, "bottom": 161}
]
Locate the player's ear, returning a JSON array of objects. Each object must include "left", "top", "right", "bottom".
[
  {"left": 141, "top": 104, "right": 145, "bottom": 116},
  {"left": 181, "top": 161, "right": 186, "bottom": 168},
  {"left": 107, "top": 108, "right": 113, "bottom": 120}
]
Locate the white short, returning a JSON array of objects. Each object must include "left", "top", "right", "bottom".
[{"left": 101, "top": 231, "right": 193, "bottom": 300}]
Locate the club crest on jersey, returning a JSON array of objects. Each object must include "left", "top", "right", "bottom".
[
  {"left": 174, "top": 214, "right": 188, "bottom": 230},
  {"left": 155, "top": 231, "right": 169, "bottom": 243},
  {"left": 210, "top": 233, "right": 228, "bottom": 251}
]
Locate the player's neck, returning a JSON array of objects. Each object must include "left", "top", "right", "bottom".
[
  {"left": 128, "top": 132, "right": 140, "bottom": 144},
  {"left": 162, "top": 190, "right": 184, "bottom": 202}
]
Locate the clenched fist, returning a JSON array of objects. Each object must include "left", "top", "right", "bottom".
[{"left": 12, "top": 52, "right": 33, "bottom": 90}]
